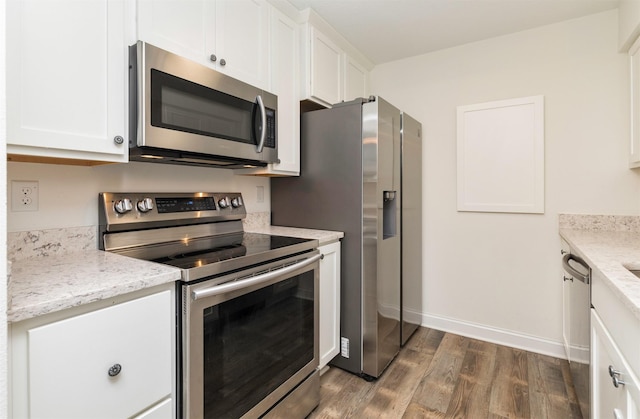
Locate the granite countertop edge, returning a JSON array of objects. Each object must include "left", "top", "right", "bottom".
[
  {"left": 8, "top": 226, "right": 343, "bottom": 323},
  {"left": 8, "top": 250, "right": 181, "bottom": 323},
  {"left": 560, "top": 228, "right": 640, "bottom": 321},
  {"left": 244, "top": 225, "right": 344, "bottom": 245}
]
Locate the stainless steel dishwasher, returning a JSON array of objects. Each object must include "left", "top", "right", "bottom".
[{"left": 561, "top": 242, "right": 591, "bottom": 419}]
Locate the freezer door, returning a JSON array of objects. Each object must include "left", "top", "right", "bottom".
[
  {"left": 362, "top": 97, "right": 401, "bottom": 377},
  {"left": 401, "top": 112, "right": 423, "bottom": 345}
]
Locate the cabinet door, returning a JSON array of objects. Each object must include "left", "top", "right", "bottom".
[
  {"left": 6, "top": 0, "right": 128, "bottom": 163},
  {"left": 137, "top": 0, "right": 214, "bottom": 65},
  {"left": 215, "top": 0, "right": 268, "bottom": 89},
  {"left": 343, "top": 55, "right": 369, "bottom": 102},
  {"left": 592, "top": 310, "right": 640, "bottom": 419},
  {"left": 309, "top": 27, "right": 342, "bottom": 106},
  {"left": 319, "top": 241, "right": 341, "bottom": 369},
  {"left": 235, "top": 5, "right": 299, "bottom": 176},
  {"left": 27, "top": 291, "right": 173, "bottom": 419}
]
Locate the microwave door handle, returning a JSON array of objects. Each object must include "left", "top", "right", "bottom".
[
  {"left": 255, "top": 95, "right": 267, "bottom": 153},
  {"left": 192, "top": 253, "right": 322, "bottom": 301}
]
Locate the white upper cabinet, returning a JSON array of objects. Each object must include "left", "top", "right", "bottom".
[
  {"left": 300, "top": 9, "right": 372, "bottom": 108},
  {"left": 235, "top": 5, "right": 300, "bottom": 176},
  {"left": 6, "top": 0, "right": 129, "bottom": 164},
  {"left": 309, "top": 27, "right": 343, "bottom": 106},
  {"left": 214, "top": 0, "right": 269, "bottom": 89},
  {"left": 137, "top": 0, "right": 269, "bottom": 89},
  {"left": 343, "top": 54, "right": 369, "bottom": 102}
]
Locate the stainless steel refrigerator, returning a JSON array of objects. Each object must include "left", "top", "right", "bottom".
[{"left": 271, "top": 96, "right": 422, "bottom": 379}]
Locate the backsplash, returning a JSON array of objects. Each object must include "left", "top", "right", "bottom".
[
  {"left": 559, "top": 214, "right": 640, "bottom": 232},
  {"left": 7, "top": 212, "right": 271, "bottom": 262}
]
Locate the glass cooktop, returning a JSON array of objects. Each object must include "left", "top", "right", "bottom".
[{"left": 152, "top": 232, "right": 314, "bottom": 271}]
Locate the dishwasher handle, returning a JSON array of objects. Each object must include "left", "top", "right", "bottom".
[
  {"left": 562, "top": 253, "right": 590, "bottom": 284},
  {"left": 192, "top": 253, "right": 322, "bottom": 301}
]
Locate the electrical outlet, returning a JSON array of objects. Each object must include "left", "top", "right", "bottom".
[
  {"left": 11, "top": 181, "right": 39, "bottom": 212},
  {"left": 340, "top": 337, "right": 350, "bottom": 358}
]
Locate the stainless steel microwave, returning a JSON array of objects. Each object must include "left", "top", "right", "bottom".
[{"left": 128, "top": 41, "right": 278, "bottom": 168}]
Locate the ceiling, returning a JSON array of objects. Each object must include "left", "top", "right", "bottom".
[{"left": 285, "top": 0, "right": 620, "bottom": 64}]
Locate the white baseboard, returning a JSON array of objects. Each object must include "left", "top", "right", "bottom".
[{"left": 421, "top": 312, "right": 568, "bottom": 360}]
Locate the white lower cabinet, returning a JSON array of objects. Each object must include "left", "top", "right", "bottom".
[
  {"left": 10, "top": 286, "right": 175, "bottom": 419},
  {"left": 592, "top": 309, "right": 640, "bottom": 419},
  {"left": 319, "top": 241, "right": 341, "bottom": 369}
]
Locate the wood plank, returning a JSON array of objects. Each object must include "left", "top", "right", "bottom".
[
  {"left": 527, "top": 352, "right": 582, "bottom": 418},
  {"left": 407, "top": 333, "right": 470, "bottom": 415},
  {"left": 488, "top": 346, "right": 530, "bottom": 418},
  {"left": 444, "top": 339, "right": 497, "bottom": 417},
  {"left": 310, "top": 327, "right": 583, "bottom": 419}
]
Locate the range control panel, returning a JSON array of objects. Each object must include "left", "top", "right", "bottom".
[{"left": 99, "top": 192, "right": 246, "bottom": 233}]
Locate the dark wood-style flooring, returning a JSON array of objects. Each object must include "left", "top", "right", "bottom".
[{"left": 309, "top": 327, "right": 582, "bottom": 419}]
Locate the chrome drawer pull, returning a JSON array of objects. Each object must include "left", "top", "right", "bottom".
[{"left": 609, "top": 365, "right": 625, "bottom": 388}]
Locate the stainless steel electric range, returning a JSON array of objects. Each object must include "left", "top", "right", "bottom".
[{"left": 99, "top": 192, "right": 321, "bottom": 419}]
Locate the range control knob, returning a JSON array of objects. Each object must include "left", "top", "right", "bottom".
[
  {"left": 218, "top": 197, "right": 229, "bottom": 209},
  {"left": 137, "top": 197, "right": 154, "bottom": 213},
  {"left": 231, "top": 197, "right": 243, "bottom": 208},
  {"left": 114, "top": 198, "right": 133, "bottom": 214}
]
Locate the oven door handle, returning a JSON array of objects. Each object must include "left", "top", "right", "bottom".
[
  {"left": 562, "top": 253, "right": 590, "bottom": 284},
  {"left": 192, "top": 253, "right": 323, "bottom": 301}
]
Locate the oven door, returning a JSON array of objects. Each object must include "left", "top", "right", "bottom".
[{"left": 182, "top": 251, "right": 320, "bottom": 419}]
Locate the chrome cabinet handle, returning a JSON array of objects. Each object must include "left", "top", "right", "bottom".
[
  {"left": 220, "top": 58, "right": 226, "bottom": 66},
  {"left": 113, "top": 135, "right": 124, "bottom": 145},
  {"left": 210, "top": 54, "right": 217, "bottom": 62},
  {"left": 609, "top": 365, "right": 626, "bottom": 388},
  {"left": 255, "top": 95, "right": 266, "bottom": 153},
  {"left": 192, "top": 253, "right": 322, "bottom": 301},
  {"left": 563, "top": 276, "right": 573, "bottom": 282},
  {"left": 612, "top": 375, "right": 626, "bottom": 388}
]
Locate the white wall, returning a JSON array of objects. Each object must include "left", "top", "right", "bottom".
[
  {"left": 371, "top": 10, "right": 640, "bottom": 357},
  {"left": 7, "top": 162, "right": 270, "bottom": 232}
]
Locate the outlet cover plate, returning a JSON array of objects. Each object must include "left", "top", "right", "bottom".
[{"left": 11, "top": 181, "right": 39, "bottom": 212}]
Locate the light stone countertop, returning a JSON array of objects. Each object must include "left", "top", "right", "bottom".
[
  {"left": 7, "top": 221, "right": 342, "bottom": 324},
  {"left": 8, "top": 250, "right": 181, "bottom": 323},
  {"left": 244, "top": 225, "right": 344, "bottom": 246},
  {"left": 560, "top": 228, "right": 640, "bottom": 321}
]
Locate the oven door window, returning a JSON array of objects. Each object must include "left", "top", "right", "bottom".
[
  {"left": 201, "top": 270, "right": 315, "bottom": 418},
  {"left": 150, "top": 69, "right": 257, "bottom": 145}
]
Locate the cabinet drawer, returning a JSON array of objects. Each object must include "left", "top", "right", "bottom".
[
  {"left": 592, "top": 310, "right": 640, "bottom": 419},
  {"left": 592, "top": 269, "right": 640, "bottom": 377},
  {"left": 133, "top": 398, "right": 173, "bottom": 419},
  {"left": 27, "top": 291, "right": 173, "bottom": 418}
]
